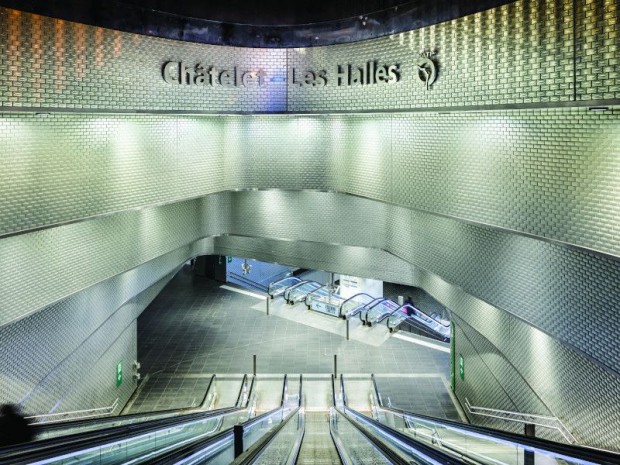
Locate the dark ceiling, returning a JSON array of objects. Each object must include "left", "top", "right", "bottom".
[
  {"left": 0, "top": 0, "right": 515, "bottom": 47},
  {"left": 117, "top": 0, "right": 412, "bottom": 26}
]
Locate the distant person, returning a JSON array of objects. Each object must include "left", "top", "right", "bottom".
[
  {"left": 0, "top": 404, "right": 34, "bottom": 447},
  {"left": 404, "top": 296, "right": 414, "bottom": 316}
]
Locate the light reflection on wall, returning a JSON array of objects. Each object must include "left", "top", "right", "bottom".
[
  {"left": 54, "top": 18, "right": 65, "bottom": 93},
  {"left": 31, "top": 14, "right": 42, "bottom": 103},
  {"left": 8, "top": 10, "right": 21, "bottom": 92}
]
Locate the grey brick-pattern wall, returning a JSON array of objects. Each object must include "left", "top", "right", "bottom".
[
  {"left": 0, "top": 254, "right": 179, "bottom": 415},
  {"left": 0, "top": 0, "right": 619, "bottom": 450},
  {"left": 576, "top": 0, "right": 619, "bottom": 100},
  {"left": 1, "top": 0, "right": 618, "bottom": 113},
  {"left": 3, "top": 191, "right": 619, "bottom": 381},
  {"left": 1, "top": 110, "right": 618, "bottom": 256},
  {"left": 452, "top": 311, "right": 620, "bottom": 448},
  {"left": 0, "top": 9, "right": 287, "bottom": 112}
]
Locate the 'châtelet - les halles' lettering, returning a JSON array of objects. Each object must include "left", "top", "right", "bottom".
[
  {"left": 162, "top": 60, "right": 402, "bottom": 88},
  {"left": 163, "top": 61, "right": 267, "bottom": 87}
]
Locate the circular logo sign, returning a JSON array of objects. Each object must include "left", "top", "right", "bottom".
[{"left": 416, "top": 55, "right": 437, "bottom": 90}]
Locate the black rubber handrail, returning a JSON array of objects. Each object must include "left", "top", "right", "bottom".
[
  {"left": 304, "top": 284, "right": 330, "bottom": 307},
  {"left": 268, "top": 277, "right": 301, "bottom": 297},
  {"left": 286, "top": 281, "right": 322, "bottom": 303},
  {"left": 29, "top": 373, "right": 217, "bottom": 436},
  {"left": 395, "top": 317, "right": 450, "bottom": 341},
  {"left": 332, "top": 407, "right": 412, "bottom": 465},
  {"left": 235, "top": 374, "right": 250, "bottom": 407},
  {"left": 374, "top": 403, "right": 620, "bottom": 465},
  {"left": 370, "top": 374, "right": 382, "bottom": 407},
  {"left": 147, "top": 404, "right": 293, "bottom": 465},
  {"left": 358, "top": 297, "right": 388, "bottom": 324},
  {"left": 147, "top": 375, "right": 295, "bottom": 464},
  {"left": 230, "top": 407, "right": 303, "bottom": 465},
  {"left": 282, "top": 280, "right": 311, "bottom": 300},
  {"left": 228, "top": 272, "right": 269, "bottom": 293},
  {"left": 338, "top": 292, "right": 374, "bottom": 318},
  {"left": 386, "top": 304, "right": 450, "bottom": 328},
  {"left": 364, "top": 299, "right": 400, "bottom": 326},
  {"left": 0, "top": 403, "right": 244, "bottom": 465},
  {"left": 280, "top": 374, "right": 288, "bottom": 406}
]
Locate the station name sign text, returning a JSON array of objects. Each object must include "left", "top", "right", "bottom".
[{"left": 162, "top": 60, "right": 402, "bottom": 88}]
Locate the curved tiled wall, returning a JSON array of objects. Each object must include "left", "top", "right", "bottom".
[{"left": 0, "top": 0, "right": 619, "bottom": 450}]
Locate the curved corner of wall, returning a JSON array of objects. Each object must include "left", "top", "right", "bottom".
[
  {"left": 0, "top": 0, "right": 619, "bottom": 446},
  {"left": 452, "top": 313, "right": 620, "bottom": 451},
  {"left": 0, "top": 251, "right": 186, "bottom": 414}
]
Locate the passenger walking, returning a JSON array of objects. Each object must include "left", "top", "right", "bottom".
[
  {"left": 0, "top": 403, "right": 34, "bottom": 447},
  {"left": 405, "top": 296, "right": 414, "bottom": 316}
]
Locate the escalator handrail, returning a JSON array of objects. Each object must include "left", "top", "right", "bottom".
[
  {"left": 146, "top": 403, "right": 295, "bottom": 465},
  {"left": 241, "top": 374, "right": 289, "bottom": 431},
  {"left": 374, "top": 404, "right": 620, "bottom": 464},
  {"left": 339, "top": 374, "right": 348, "bottom": 407},
  {"left": 282, "top": 280, "right": 312, "bottom": 298},
  {"left": 364, "top": 298, "right": 399, "bottom": 325},
  {"left": 286, "top": 281, "right": 322, "bottom": 302},
  {"left": 394, "top": 317, "right": 451, "bottom": 341},
  {"left": 281, "top": 374, "right": 288, "bottom": 406},
  {"left": 269, "top": 276, "right": 301, "bottom": 291},
  {"left": 332, "top": 407, "right": 412, "bottom": 465},
  {"left": 0, "top": 404, "right": 245, "bottom": 464},
  {"left": 358, "top": 297, "right": 387, "bottom": 323},
  {"left": 339, "top": 293, "right": 374, "bottom": 309},
  {"left": 235, "top": 374, "right": 250, "bottom": 407},
  {"left": 395, "top": 304, "right": 450, "bottom": 328},
  {"left": 230, "top": 407, "right": 303, "bottom": 465},
  {"left": 370, "top": 374, "right": 382, "bottom": 408},
  {"left": 228, "top": 272, "right": 269, "bottom": 293},
  {"left": 30, "top": 374, "right": 218, "bottom": 436},
  {"left": 304, "top": 284, "right": 329, "bottom": 306},
  {"left": 298, "top": 374, "right": 303, "bottom": 407}
]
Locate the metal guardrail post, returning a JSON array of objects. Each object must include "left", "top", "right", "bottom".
[
  {"left": 334, "top": 354, "right": 338, "bottom": 378},
  {"left": 234, "top": 424, "right": 244, "bottom": 458},
  {"left": 253, "top": 354, "right": 257, "bottom": 377},
  {"left": 346, "top": 318, "right": 350, "bottom": 340},
  {"left": 266, "top": 297, "right": 270, "bottom": 316},
  {"left": 524, "top": 423, "right": 536, "bottom": 465}
]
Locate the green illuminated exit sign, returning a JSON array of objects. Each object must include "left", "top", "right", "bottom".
[{"left": 116, "top": 361, "right": 123, "bottom": 387}]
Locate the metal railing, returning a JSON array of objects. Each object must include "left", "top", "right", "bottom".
[
  {"left": 464, "top": 398, "right": 577, "bottom": 444},
  {"left": 25, "top": 398, "right": 119, "bottom": 425}
]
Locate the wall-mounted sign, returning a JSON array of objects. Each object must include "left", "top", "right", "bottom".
[
  {"left": 163, "top": 62, "right": 266, "bottom": 87},
  {"left": 116, "top": 360, "right": 123, "bottom": 388},
  {"left": 162, "top": 55, "right": 439, "bottom": 90},
  {"left": 415, "top": 51, "right": 438, "bottom": 90},
  {"left": 290, "top": 61, "right": 400, "bottom": 87},
  {"left": 163, "top": 61, "right": 400, "bottom": 88},
  {"left": 310, "top": 300, "right": 340, "bottom": 317}
]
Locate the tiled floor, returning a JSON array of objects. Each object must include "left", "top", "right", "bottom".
[{"left": 132, "top": 266, "right": 462, "bottom": 421}]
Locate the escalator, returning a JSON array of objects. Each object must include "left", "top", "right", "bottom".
[
  {"left": 385, "top": 304, "right": 451, "bottom": 342},
  {"left": 4, "top": 371, "right": 620, "bottom": 465},
  {"left": 0, "top": 374, "right": 285, "bottom": 465},
  {"left": 338, "top": 374, "right": 620, "bottom": 465},
  {"left": 31, "top": 374, "right": 247, "bottom": 441}
]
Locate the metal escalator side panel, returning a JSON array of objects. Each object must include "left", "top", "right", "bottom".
[
  {"left": 4, "top": 405, "right": 249, "bottom": 465},
  {"left": 236, "top": 409, "right": 305, "bottom": 465},
  {"left": 329, "top": 407, "right": 395, "bottom": 465},
  {"left": 375, "top": 405, "right": 619, "bottom": 465}
]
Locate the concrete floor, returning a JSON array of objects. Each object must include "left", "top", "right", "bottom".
[{"left": 130, "top": 266, "right": 462, "bottom": 421}]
